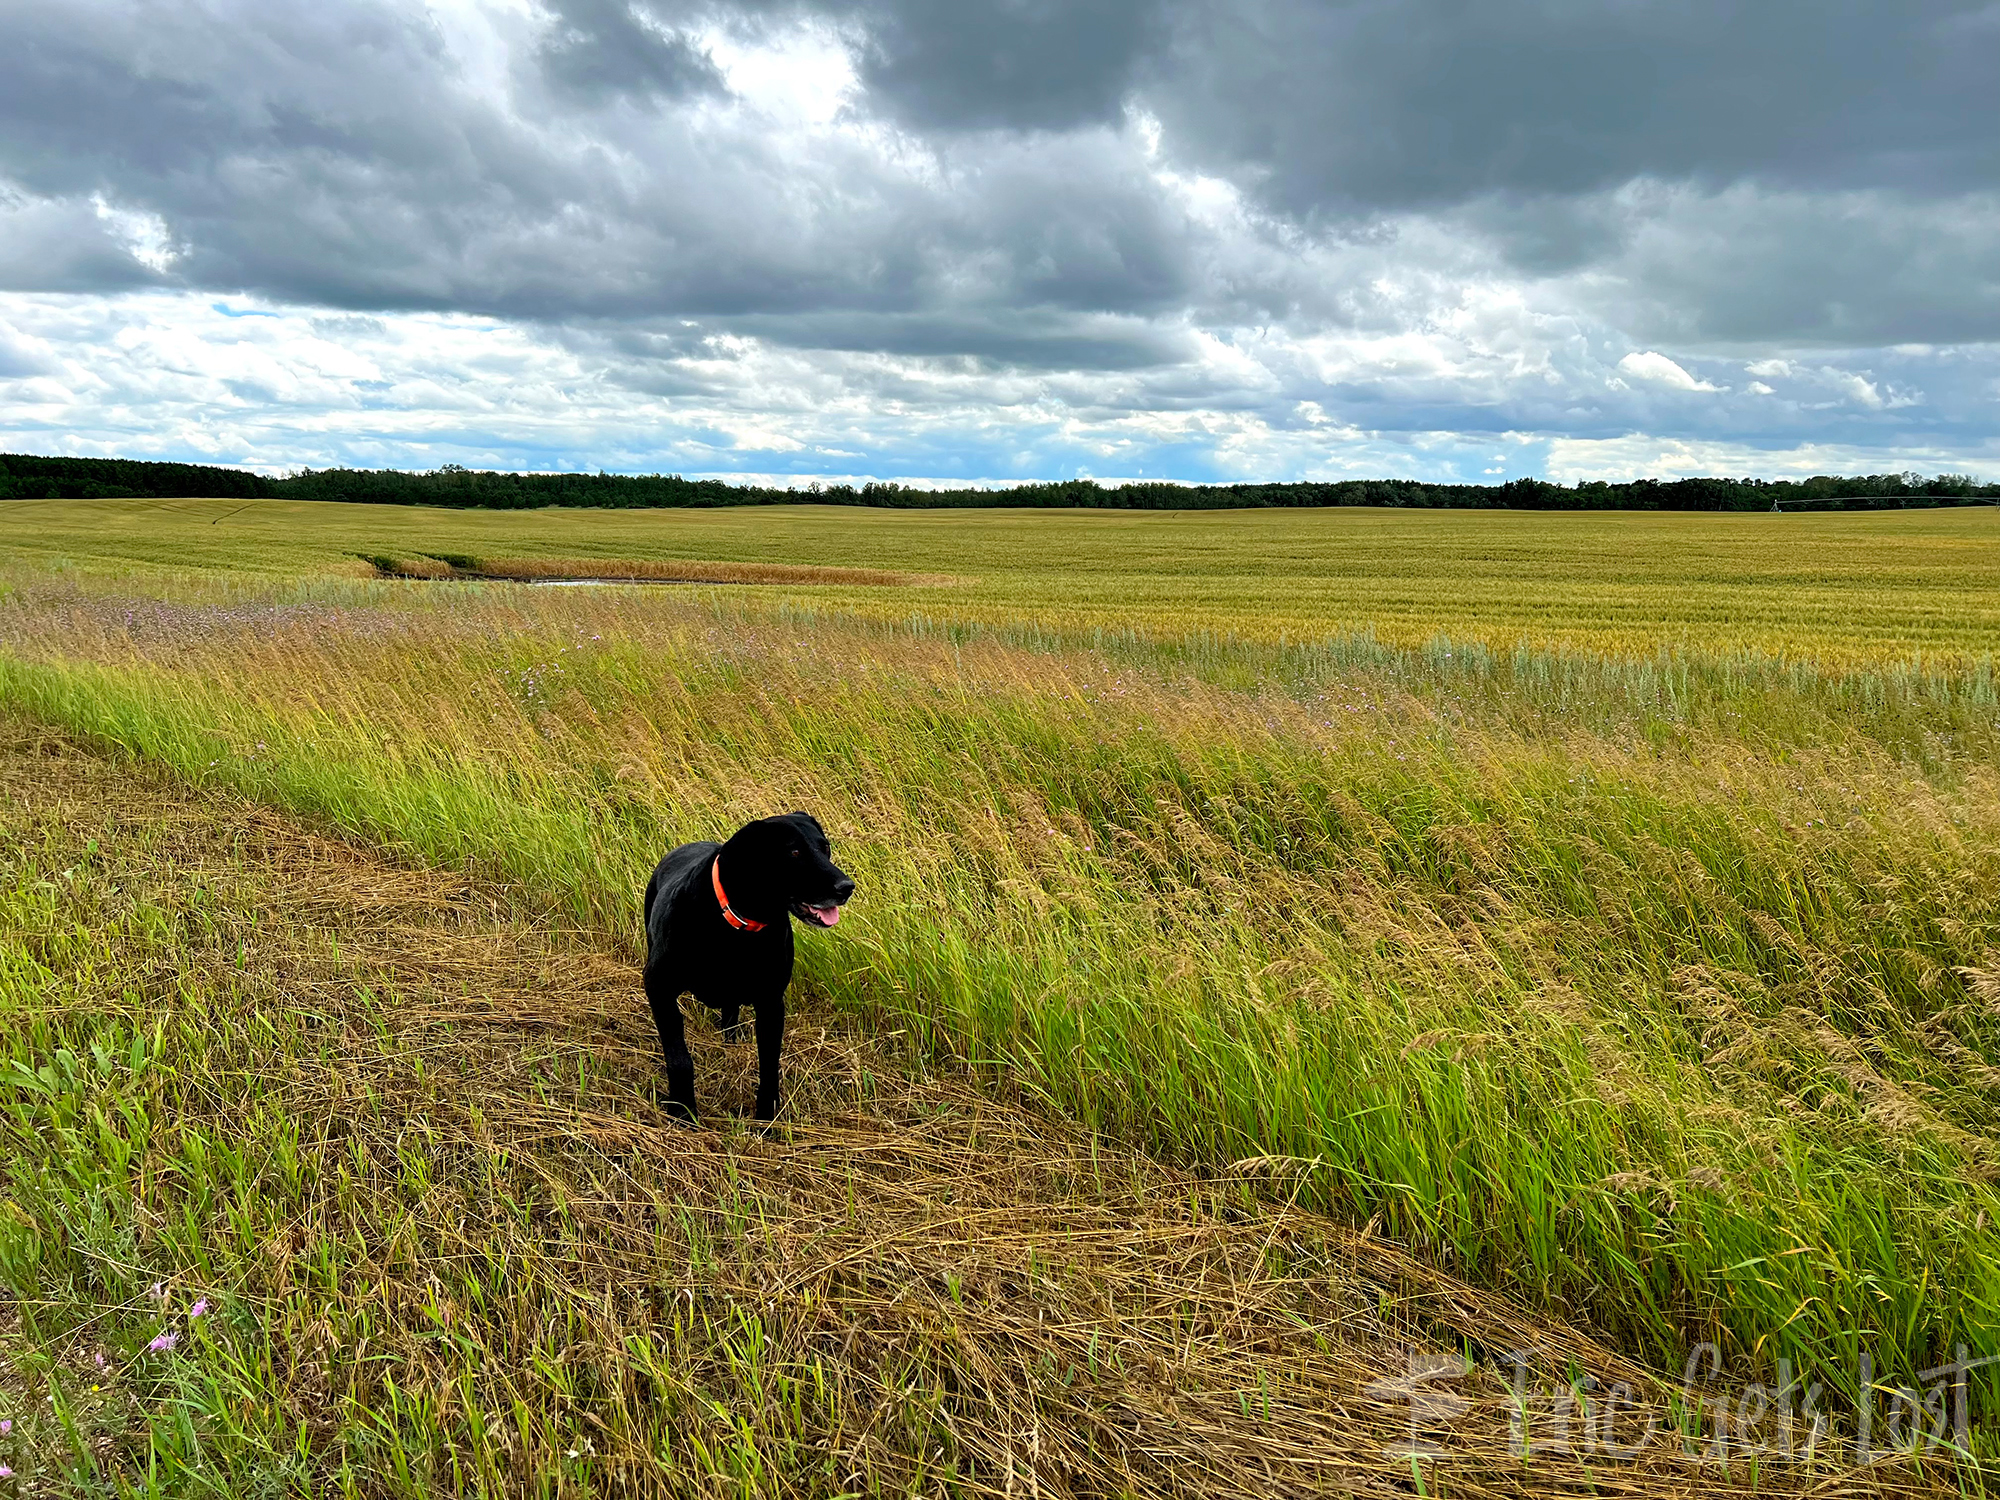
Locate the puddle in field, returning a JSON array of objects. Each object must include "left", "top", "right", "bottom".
[{"left": 385, "top": 576, "right": 749, "bottom": 587}]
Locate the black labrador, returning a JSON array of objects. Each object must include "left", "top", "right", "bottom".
[{"left": 642, "top": 812, "right": 854, "bottom": 1121}]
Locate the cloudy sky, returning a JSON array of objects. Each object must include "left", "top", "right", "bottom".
[{"left": 2, "top": 0, "right": 1997, "bottom": 484}]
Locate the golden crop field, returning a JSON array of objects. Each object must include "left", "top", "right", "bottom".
[
  {"left": 2, "top": 496, "right": 1997, "bottom": 1495},
  {"left": 10, "top": 495, "right": 2000, "bottom": 661}
]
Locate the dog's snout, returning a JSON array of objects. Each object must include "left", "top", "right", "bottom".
[{"left": 833, "top": 876, "right": 856, "bottom": 902}]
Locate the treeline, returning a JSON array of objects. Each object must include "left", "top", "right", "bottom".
[
  {"left": 269, "top": 464, "right": 2000, "bottom": 511},
  {"left": 6, "top": 451, "right": 1996, "bottom": 511},
  {"left": 0, "top": 452, "right": 268, "bottom": 501}
]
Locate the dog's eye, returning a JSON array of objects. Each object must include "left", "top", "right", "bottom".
[{"left": 789, "top": 847, "right": 801, "bottom": 857}]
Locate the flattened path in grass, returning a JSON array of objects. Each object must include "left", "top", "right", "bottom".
[{"left": 0, "top": 724, "right": 1941, "bottom": 1497}]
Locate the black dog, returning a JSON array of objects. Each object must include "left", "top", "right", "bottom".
[{"left": 641, "top": 812, "right": 854, "bottom": 1122}]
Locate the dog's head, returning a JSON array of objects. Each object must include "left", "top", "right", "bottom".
[{"left": 719, "top": 812, "right": 855, "bottom": 928}]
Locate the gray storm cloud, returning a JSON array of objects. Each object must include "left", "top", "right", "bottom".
[
  {"left": 1153, "top": 1, "right": 2000, "bottom": 211},
  {"left": 538, "top": 0, "right": 729, "bottom": 102},
  {"left": 0, "top": 0, "right": 1994, "bottom": 478}
]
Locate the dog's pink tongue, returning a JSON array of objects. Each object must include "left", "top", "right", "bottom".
[{"left": 813, "top": 904, "right": 841, "bottom": 926}]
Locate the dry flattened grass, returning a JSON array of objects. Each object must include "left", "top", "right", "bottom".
[
  {"left": 0, "top": 727, "right": 1943, "bottom": 1497},
  {"left": 369, "top": 554, "right": 948, "bottom": 587},
  {"left": 368, "top": 553, "right": 456, "bottom": 579}
]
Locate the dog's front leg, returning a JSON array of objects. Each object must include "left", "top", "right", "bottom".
[
  {"left": 752, "top": 992, "right": 786, "bottom": 1121},
  {"left": 643, "top": 958, "right": 698, "bottom": 1122}
]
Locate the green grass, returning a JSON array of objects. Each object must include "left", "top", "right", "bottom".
[
  {"left": 1, "top": 726, "right": 1768, "bottom": 1499},
  {"left": 4, "top": 498, "right": 2000, "bottom": 1484}
]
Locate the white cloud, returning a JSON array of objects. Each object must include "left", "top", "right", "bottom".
[
  {"left": 88, "top": 194, "right": 180, "bottom": 274},
  {"left": 0, "top": 317, "right": 57, "bottom": 378},
  {"left": 1840, "top": 373, "right": 1884, "bottom": 408},
  {"left": 3, "top": 284, "right": 1993, "bottom": 485},
  {"left": 1616, "top": 350, "right": 1722, "bottom": 393},
  {"left": 1546, "top": 434, "right": 2000, "bottom": 483},
  {"left": 699, "top": 20, "right": 861, "bottom": 128}
]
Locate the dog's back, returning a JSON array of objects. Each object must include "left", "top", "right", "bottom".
[{"left": 645, "top": 839, "right": 719, "bottom": 936}]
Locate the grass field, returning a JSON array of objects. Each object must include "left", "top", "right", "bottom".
[
  {"left": 10, "top": 495, "right": 2000, "bottom": 662},
  {"left": 3, "top": 497, "right": 1999, "bottom": 1494}
]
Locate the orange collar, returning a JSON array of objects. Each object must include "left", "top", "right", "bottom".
[{"left": 712, "top": 855, "right": 766, "bottom": 932}]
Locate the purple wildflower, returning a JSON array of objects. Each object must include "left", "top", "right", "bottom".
[
  {"left": 0, "top": 1418, "right": 9, "bottom": 1432},
  {"left": 148, "top": 1332, "right": 177, "bottom": 1353},
  {"left": 0, "top": 1464, "right": 13, "bottom": 1478},
  {"left": 189, "top": 1299, "right": 210, "bottom": 1319}
]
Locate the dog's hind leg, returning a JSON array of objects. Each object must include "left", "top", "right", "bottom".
[
  {"left": 752, "top": 993, "right": 786, "bottom": 1122},
  {"left": 643, "top": 957, "right": 698, "bottom": 1122},
  {"left": 719, "top": 1003, "right": 747, "bottom": 1043}
]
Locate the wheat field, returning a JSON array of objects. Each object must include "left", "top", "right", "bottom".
[
  {"left": 2, "top": 497, "right": 1997, "bottom": 1494},
  {"left": 10, "top": 494, "right": 2000, "bottom": 660}
]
